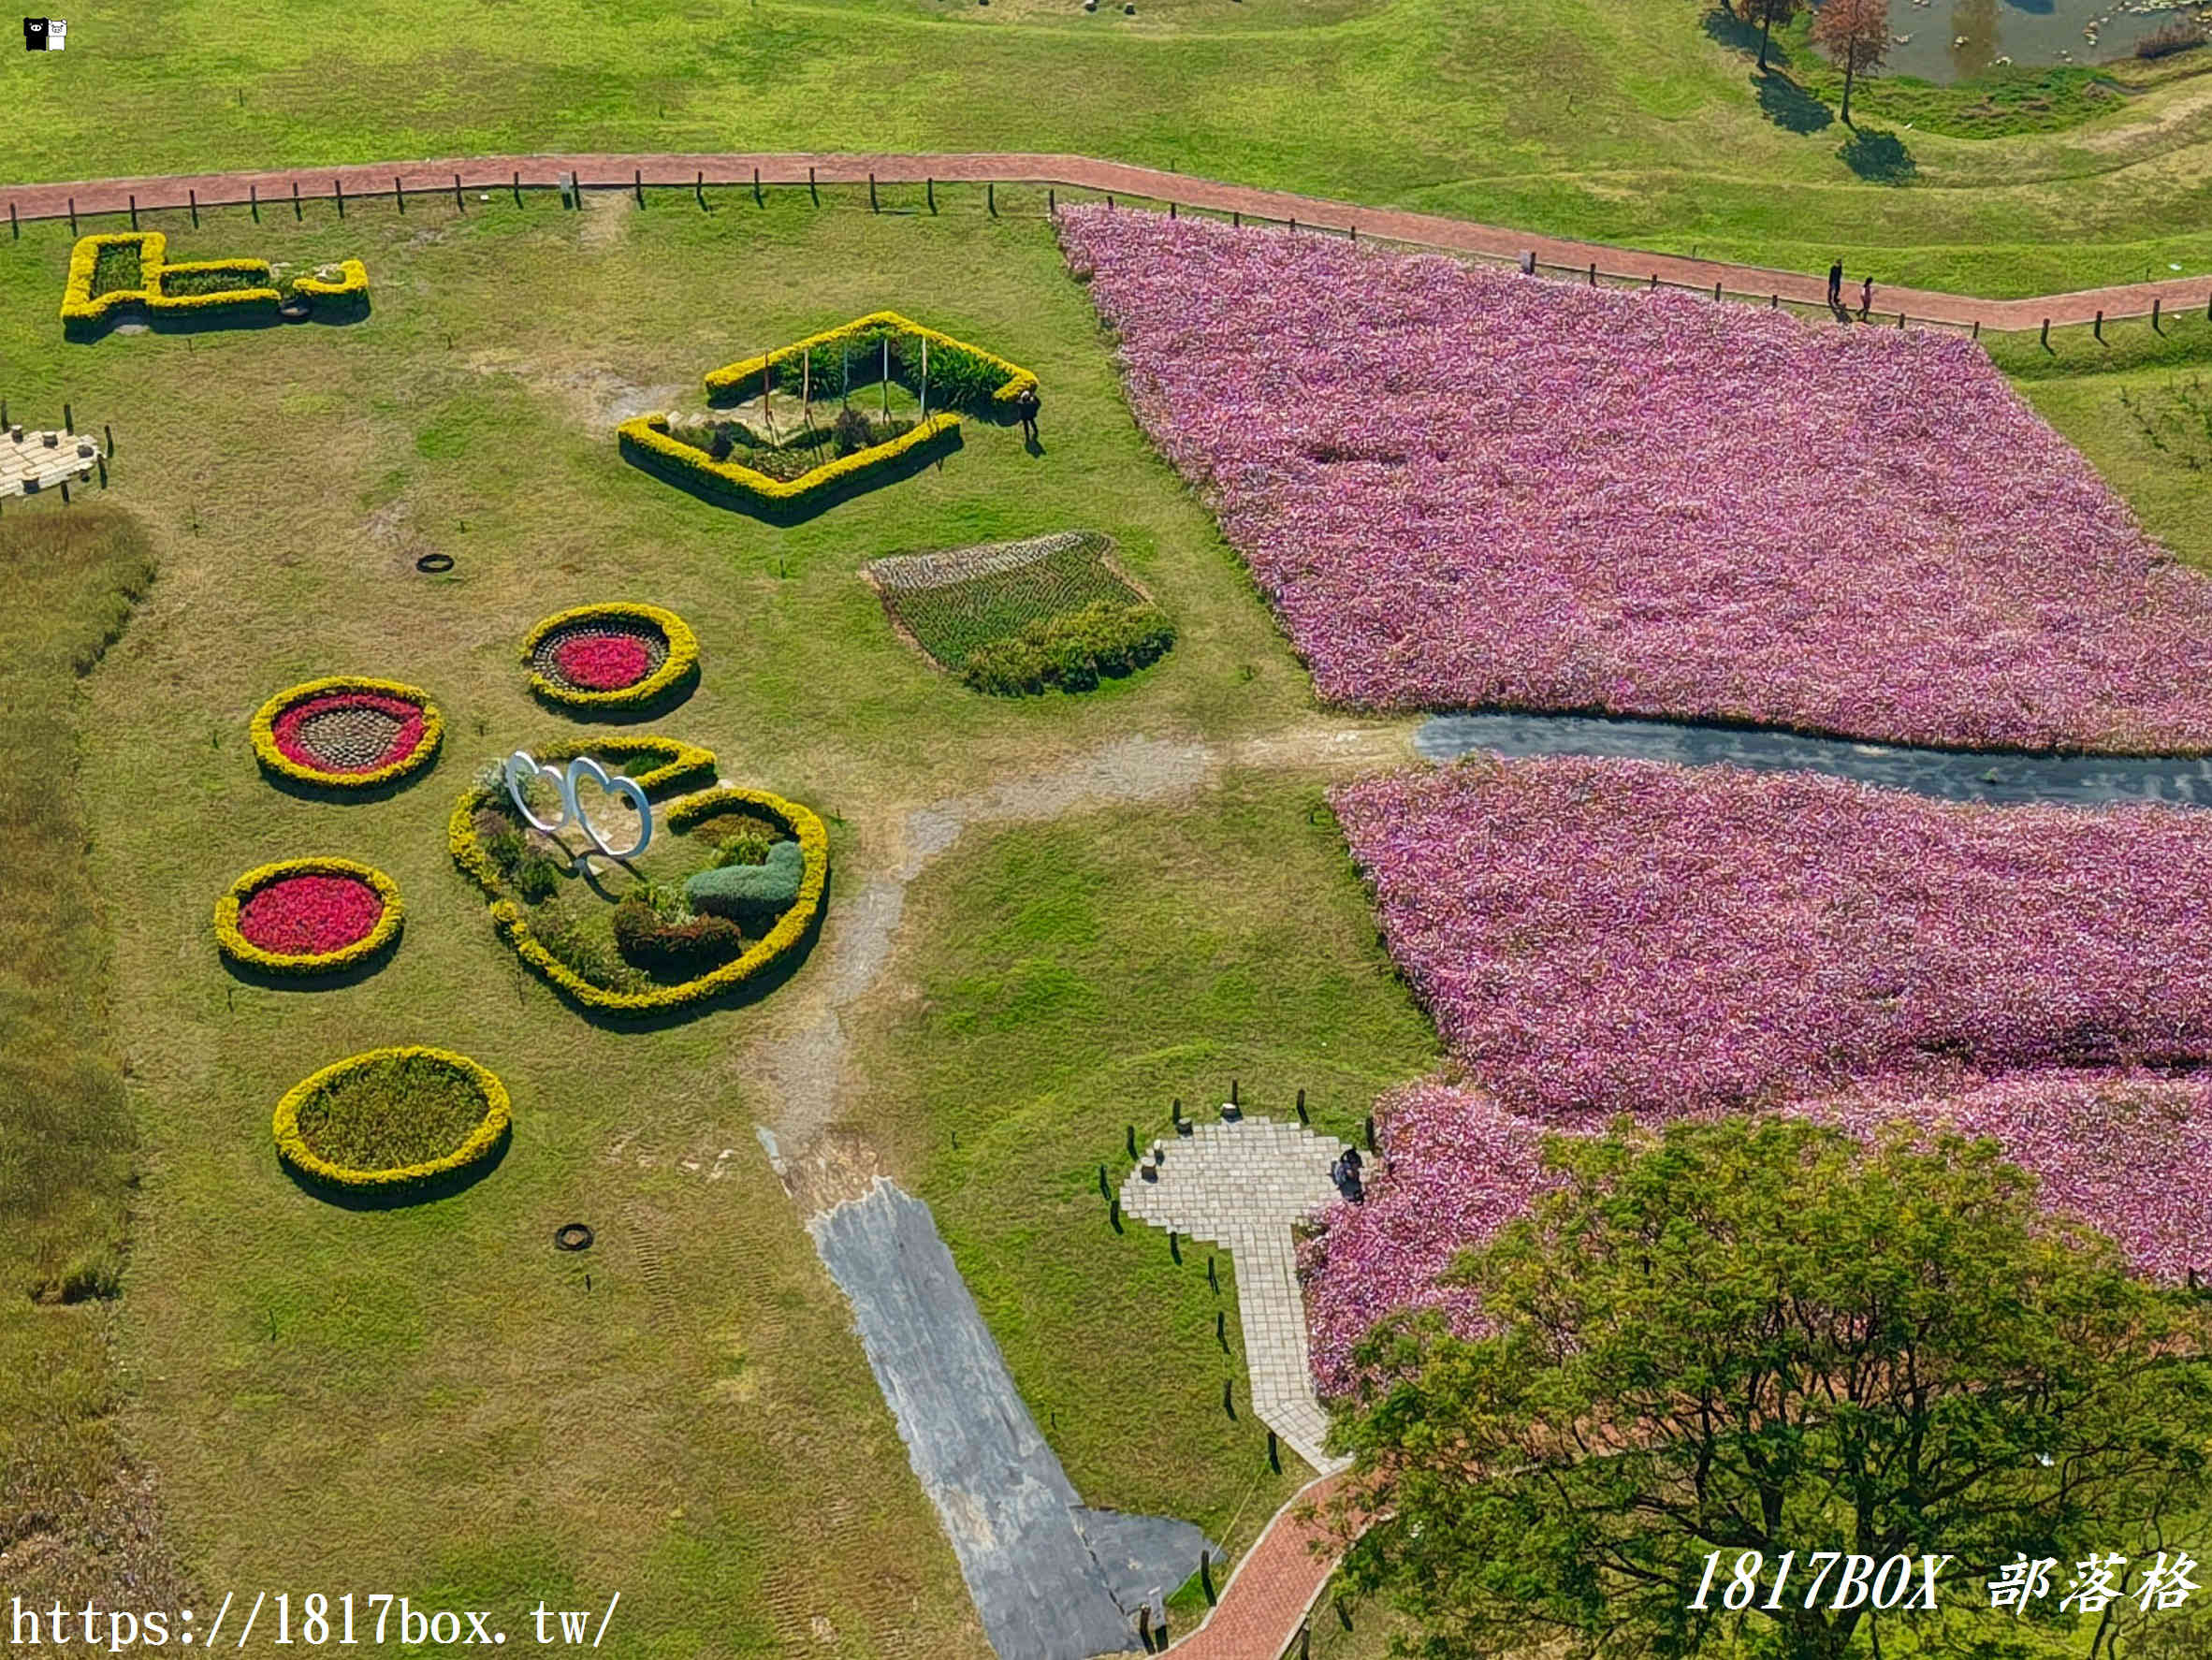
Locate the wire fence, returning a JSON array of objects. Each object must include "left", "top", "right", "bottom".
[{"left": 9, "top": 164, "right": 2207, "bottom": 344}]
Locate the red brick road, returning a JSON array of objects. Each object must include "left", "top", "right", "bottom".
[
  {"left": 3, "top": 151, "right": 2202, "bottom": 331},
  {"left": 1164, "top": 1472, "right": 1361, "bottom": 1659}
]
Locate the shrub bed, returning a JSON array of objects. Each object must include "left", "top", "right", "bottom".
[
  {"left": 520, "top": 602, "right": 700, "bottom": 713},
  {"left": 61, "top": 234, "right": 363, "bottom": 335},
  {"left": 961, "top": 600, "right": 1175, "bottom": 695},
  {"left": 703, "top": 310, "right": 1038, "bottom": 412},
  {"left": 273, "top": 1046, "right": 509, "bottom": 1196},
  {"left": 250, "top": 677, "right": 443, "bottom": 790},
  {"left": 213, "top": 857, "right": 403, "bottom": 975},
  {"left": 448, "top": 750, "right": 826, "bottom": 1017},
  {"left": 619, "top": 411, "right": 959, "bottom": 511}
]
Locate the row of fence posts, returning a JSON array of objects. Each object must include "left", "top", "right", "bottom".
[{"left": 13, "top": 175, "right": 2207, "bottom": 342}]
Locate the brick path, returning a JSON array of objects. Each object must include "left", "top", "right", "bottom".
[
  {"left": 1121, "top": 1114, "right": 1349, "bottom": 1476},
  {"left": 1, "top": 152, "right": 2204, "bottom": 329},
  {"left": 1164, "top": 1472, "right": 1359, "bottom": 1660}
]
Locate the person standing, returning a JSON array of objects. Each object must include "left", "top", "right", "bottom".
[
  {"left": 1860, "top": 274, "right": 1874, "bottom": 322},
  {"left": 1013, "top": 384, "right": 1041, "bottom": 445},
  {"left": 1827, "top": 259, "right": 1844, "bottom": 309}
]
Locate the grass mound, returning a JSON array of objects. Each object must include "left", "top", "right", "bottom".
[{"left": 867, "top": 531, "right": 1171, "bottom": 691}]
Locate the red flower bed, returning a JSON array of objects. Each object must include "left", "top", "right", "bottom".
[
  {"left": 551, "top": 633, "right": 654, "bottom": 691},
  {"left": 270, "top": 691, "right": 427, "bottom": 774},
  {"left": 237, "top": 872, "right": 386, "bottom": 956}
]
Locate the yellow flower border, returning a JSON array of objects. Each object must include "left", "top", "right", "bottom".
[
  {"left": 250, "top": 676, "right": 444, "bottom": 791},
  {"left": 294, "top": 259, "right": 371, "bottom": 299},
  {"left": 449, "top": 764, "right": 828, "bottom": 1017},
  {"left": 273, "top": 1045, "right": 509, "bottom": 1194},
  {"left": 618, "top": 411, "right": 960, "bottom": 507},
  {"left": 519, "top": 602, "right": 701, "bottom": 712},
  {"left": 213, "top": 857, "right": 404, "bottom": 975},
  {"left": 60, "top": 232, "right": 165, "bottom": 324},
  {"left": 702, "top": 310, "right": 1039, "bottom": 405}
]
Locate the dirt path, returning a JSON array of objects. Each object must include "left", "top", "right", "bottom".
[
  {"left": 745, "top": 721, "right": 1408, "bottom": 1213},
  {"left": 5, "top": 151, "right": 2203, "bottom": 328}
]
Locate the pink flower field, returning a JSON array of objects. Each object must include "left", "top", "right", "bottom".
[
  {"left": 1059, "top": 206, "right": 2212, "bottom": 752},
  {"left": 1330, "top": 757, "right": 2212, "bottom": 1119},
  {"left": 1302, "top": 1070, "right": 2212, "bottom": 1397}
]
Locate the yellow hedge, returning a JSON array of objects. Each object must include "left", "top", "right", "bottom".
[
  {"left": 451, "top": 767, "right": 829, "bottom": 1018},
  {"left": 273, "top": 1046, "right": 509, "bottom": 1194},
  {"left": 702, "top": 310, "right": 1039, "bottom": 405},
  {"left": 213, "top": 857, "right": 403, "bottom": 975},
  {"left": 619, "top": 411, "right": 960, "bottom": 508},
  {"left": 60, "top": 231, "right": 164, "bottom": 324},
  {"left": 520, "top": 602, "right": 701, "bottom": 712},
  {"left": 294, "top": 259, "right": 371, "bottom": 299},
  {"left": 249, "top": 676, "right": 444, "bottom": 791}
]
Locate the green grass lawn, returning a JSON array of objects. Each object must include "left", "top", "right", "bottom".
[
  {"left": 6, "top": 177, "right": 2210, "bottom": 1652},
  {"left": 0, "top": 190, "right": 1360, "bottom": 1652},
  {"left": 8, "top": 0, "right": 2212, "bottom": 296}
]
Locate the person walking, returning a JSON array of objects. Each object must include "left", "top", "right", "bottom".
[
  {"left": 1013, "top": 383, "right": 1041, "bottom": 445},
  {"left": 1827, "top": 259, "right": 1844, "bottom": 309},
  {"left": 1860, "top": 274, "right": 1874, "bottom": 322}
]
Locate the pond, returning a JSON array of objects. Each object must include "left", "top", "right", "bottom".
[{"left": 1880, "top": 0, "right": 2200, "bottom": 81}]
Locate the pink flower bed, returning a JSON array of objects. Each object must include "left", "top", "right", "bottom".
[
  {"left": 236, "top": 872, "right": 386, "bottom": 957},
  {"left": 1302, "top": 1071, "right": 2212, "bottom": 1397},
  {"left": 551, "top": 633, "right": 653, "bottom": 691},
  {"left": 1058, "top": 207, "right": 2212, "bottom": 753},
  {"left": 271, "top": 691, "right": 427, "bottom": 775},
  {"left": 1331, "top": 757, "right": 2212, "bottom": 1120}
]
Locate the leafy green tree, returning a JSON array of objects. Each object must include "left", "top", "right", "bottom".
[{"left": 1331, "top": 1118, "right": 2212, "bottom": 1660}]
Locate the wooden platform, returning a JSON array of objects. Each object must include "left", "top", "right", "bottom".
[{"left": 2, "top": 427, "right": 101, "bottom": 500}]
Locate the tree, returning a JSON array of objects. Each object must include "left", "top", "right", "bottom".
[
  {"left": 1812, "top": 0, "right": 1890, "bottom": 124},
  {"left": 1331, "top": 1118, "right": 2212, "bottom": 1660},
  {"left": 1743, "top": 0, "right": 1805, "bottom": 71}
]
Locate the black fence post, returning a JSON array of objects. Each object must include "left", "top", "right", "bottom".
[
  {"left": 1296, "top": 1087, "right": 1307, "bottom": 1125},
  {"left": 248, "top": 184, "right": 256, "bottom": 223},
  {"left": 1169, "top": 199, "right": 1176, "bottom": 220},
  {"left": 1232, "top": 210, "right": 1239, "bottom": 226},
  {"left": 1365, "top": 1114, "right": 1377, "bottom": 1151},
  {"left": 1770, "top": 293, "right": 1778, "bottom": 309},
  {"left": 188, "top": 188, "right": 198, "bottom": 227},
  {"left": 395, "top": 175, "right": 405, "bottom": 213},
  {"left": 1216, "top": 1309, "right": 1227, "bottom": 1347},
  {"left": 987, "top": 181, "right": 997, "bottom": 216},
  {"left": 1207, "top": 1255, "right": 1218, "bottom": 1294},
  {"left": 8, "top": 201, "right": 16, "bottom": 239},
  {"left": 1099, "top": 1164, "right": 1111, "bottom": 1201},
  {"left": 1268, "top": 1430, "right": 1281, "bottom": 1472},
  {"left": 292, "top": 179, "right": 301, "bottom": 221},
  {"left": 334, "top": 177, "right": 344, "bottom": 218},
  {"left": 2094, "top": 309, "right": 2104, "bottom": 342},
  {"left": 1170, "top": 1230, "right": 1182, "bottom": 1264},
  {"left": 808, "top": 166, "right": 819, "bottom": 207},
  {"left": 2153, "top": 297, "right": 2162, "bottom": 332},
  {"left": 1220, "top": 1379, "right": 1235, "bottom": 1419},
  {"left": 926, "top": 177, "right": 936, "bottom": 213},
  {"left": 869, "top": 173, "right": 879, "bottom": 211},
  {"left": 754, "top": 167, "right": 764, "bottom": 208},
  {"left": 1127, "top": 1124, "right": 1138, "bottom": 1158},
  {"left": 128, "top": 193, "right": 138, "bottom": 229},
  {"left": 1048, "top": 187, "right": 1055, "bottom": 213},
  {"left": 1109, "top": 1198, "right": 1122, "bottom": 1232},
  {"left": 634, "top": 167, "right": 645, "bottom": 207},
  {"left": 696, "top": 169, "right": 706, "bottom": 210},
  {"left": 1712, "top": 280, "right": 1722, "bottom": 302},
  {"left": 1972, "top": 318, "right": 1980, "bottom": 340},
  {"left": 1200, "top": 1551, "right": 1217, "bottom": 1604},
  {"left": 1588, "top": 261, "right": 1595, "bottom": 286},
  {"left": 67, "top": 197, "right": 77, "bottom": 235},
  {"left": 1650, "top": 272, "right": 1657, "bottom": 290},
  {"left": 63, "top": 402, "right": 72, "bottom": 432},
  {"left": 103, "top": 422, "right": 112, "bottom": 454},
  {"left": 2041, "top": 317, "right": 2051, "bottom": 349},
  {"left": 454, "top": 173, "right": 465, "bottom": 213}
]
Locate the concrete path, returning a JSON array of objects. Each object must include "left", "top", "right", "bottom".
[
  {"left": 2, "top": 152, "right": 2203, "bottom": 328},
  {"left": 1416, "top": 711, "right": 2212, "bottom": 808},
  {"left": 811, "top": 1178, "right": 1211, "bottom": 1660},
  {"left": 1120, "top": 1115, "right": 1350, "bottom": 1477}
]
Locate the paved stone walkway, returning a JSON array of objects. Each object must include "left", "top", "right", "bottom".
[
  {"left": 1, "top": 152, "right": 2203, "bottom": 329},
  {"left": 1121, "top": 1114, "right": 1349, "bottom": 1476}
]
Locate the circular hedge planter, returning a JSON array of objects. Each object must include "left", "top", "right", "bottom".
[
  {"left": 274, "top": 1046, "right": 509, "bottom": 1197},
  {"left": 251, "top": 676, "right": 444, "bottom": 790},
  {"left": 520, "top": 603, "right": 699, "bottom": 714},
  {"left": 214, "top": 856, "right": 402, "bottom": 975}
]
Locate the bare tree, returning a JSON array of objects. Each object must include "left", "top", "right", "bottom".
[
  {"left": 1743, "top": 0, "right": 1805, "bottom": 70},
  {"left": 1812, "top": 0, "right": 1891, "bottom": 124}
]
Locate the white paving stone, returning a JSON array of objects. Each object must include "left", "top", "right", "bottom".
[{"left": 1120, "top": 1113, "right": 1351, "bottom": 1475}]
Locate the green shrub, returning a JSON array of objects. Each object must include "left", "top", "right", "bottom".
[
  {"left": 831, "top": 405, "right": 874, "bottom": 457},
  {"left": 513, "top": 852, "right": 561, "bottom": 904},
  {"left": 713, "top": 829, "right": 779, "bottom": 868},
  {"left": 533, "top": 914, "right": 625, "bottom": 985},
  {"left": 612, "top": 897, "right": 748, "bottom": 975},
  {"left": 961, "top": 601, "right": 1176, "bottom": 695},
  {"left": 686, "top": 838, "right": 806, "bottom": 927}
]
